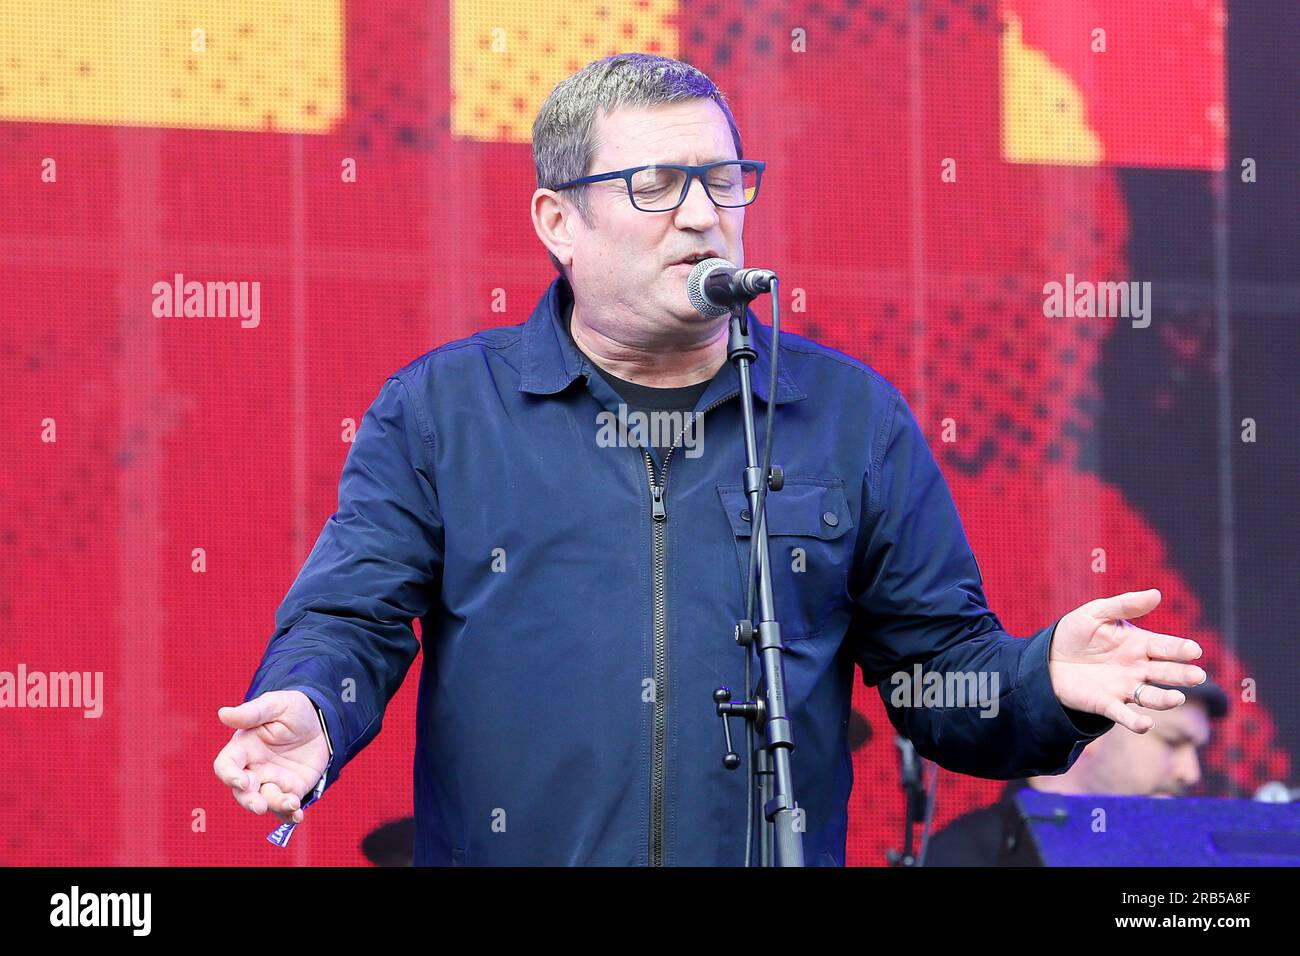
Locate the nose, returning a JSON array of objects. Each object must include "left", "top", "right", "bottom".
[
  {"left": 672, "top": 174, "right": 722, "bottom": 230},
  {"left": 1171, "top": 745, "right": 1202, "bottom": 793}
]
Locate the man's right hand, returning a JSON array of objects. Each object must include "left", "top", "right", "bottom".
[{"left": 213, "top": 690, "right": 331, "bottom": 825}]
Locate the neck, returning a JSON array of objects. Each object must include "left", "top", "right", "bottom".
[{"left": 568, "top": 296, "right": 728, "bottom": 387}]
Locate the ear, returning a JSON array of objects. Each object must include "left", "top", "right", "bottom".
[{"left": 532, "top": 188, "right": 575, "bottom": 271}]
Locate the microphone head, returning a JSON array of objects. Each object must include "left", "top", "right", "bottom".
[
  {"left": 1254, "top": 781, "right": 1293, "bottom": 803},
  {"left": 686, "top": 257, "right": 735, "bottom": 317}
]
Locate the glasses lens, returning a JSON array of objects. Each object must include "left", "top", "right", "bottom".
[
  {"left": 630, "top": 166, "right": 688, "bottom": 211},
  {"left": 628, "top": 163, "right": 761, "bottom": 210},
  {"left": 706, "top": 162, "right": 760, "bottom": 207}
]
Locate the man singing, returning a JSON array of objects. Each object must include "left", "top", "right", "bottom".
[{"left": 213, "top": 53, "right": 1207, "bottom": 866}]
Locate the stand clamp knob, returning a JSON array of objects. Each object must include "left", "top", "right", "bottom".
[{"left": 714, "top": 686, "right": 766, "bottom": 770}]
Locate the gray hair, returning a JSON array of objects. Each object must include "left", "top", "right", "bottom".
[{"left": 531, "top": 52, "right": 744, "bottom": 279}]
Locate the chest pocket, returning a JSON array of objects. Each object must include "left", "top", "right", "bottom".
[{"left": 716, "top": 476, "right": 855, "bottom": 641}]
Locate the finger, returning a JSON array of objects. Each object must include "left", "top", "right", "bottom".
[
  {"left": 248, "top": 761, "right": 302, "bottom": 796},
  {"left": 1102, "top": 698, "right": 1154, "bottom": 734},
  {"left": 218, "top": 694, "right": 283, "bottom": 731},
  {"left": 213, "top": 740, "right": 253, "bottom": 791},
  {"left": 1142, "top": 660, "right": 1207, "bottom": 687},
  {"left": 1133, "top": 685, "right": 1186, "bottom": 711},
  {"left": 259, "top": 781, "right": 303, "bottom": 826},
  {"left": 231, "top": 767, "right": 269, "bottom": 815},
  {"left": 1140, "top": 631, "right": 1203, "bottom": 662},
  {"left": 1090, "top": 588, "right": 1162, "bottom": 623}
]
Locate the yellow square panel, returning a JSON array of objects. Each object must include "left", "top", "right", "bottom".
[
  {"left": 0, "top": 1, "right": 344, "bottom": 132},
  {"left": 451, "top": 0, "right": 680, "bottom": 142},
  {"left": 1001, "top": 13, "right": 1102, "bottom": 165}
]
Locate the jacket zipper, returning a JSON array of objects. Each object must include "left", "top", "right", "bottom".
[{"left": 644, "top": 389, "right": 739, "bottom": 866}]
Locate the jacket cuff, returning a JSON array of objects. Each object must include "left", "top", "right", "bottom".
[
  {"left": 277, "top": 683, "right": 344, "bottom": 797},
  {"left": 1018, "top": 619, "right": 1114, "bottom": 747}
]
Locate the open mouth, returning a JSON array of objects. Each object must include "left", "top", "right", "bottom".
[{"left": 671, "top": 255, "right": 718, "bottom": 268}]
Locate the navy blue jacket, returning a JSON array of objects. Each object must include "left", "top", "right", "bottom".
[{"left": 245, "top": 276, "right": 1112, "bottom": 865}]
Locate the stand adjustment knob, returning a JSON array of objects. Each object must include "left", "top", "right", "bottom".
[
  {"left": 735, "top": 620, "right": 754, "bottom": 646},
  {"left": 714, "top": 686, "right": 766, "bottom": 770}
]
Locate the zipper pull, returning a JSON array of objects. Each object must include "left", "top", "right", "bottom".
[{"left": 650, "top": 484, "right": 667, "bottom": 522}]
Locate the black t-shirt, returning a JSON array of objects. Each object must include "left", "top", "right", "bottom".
[{"left": 564, "top": 296, "right": 714, "bottom": 450}]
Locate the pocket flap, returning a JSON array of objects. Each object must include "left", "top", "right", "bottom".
[{"left": 717, "top": 478, "right": 853, "bottom": 540}]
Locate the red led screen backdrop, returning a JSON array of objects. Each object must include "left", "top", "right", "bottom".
[{"left": 1, "top": 0, "right": 1294, "bottom": 866}]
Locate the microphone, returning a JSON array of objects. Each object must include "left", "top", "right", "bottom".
[
  {"left": 895, "top": 735, "right": 925, "bottom": 806},
  {"left": 687, "top": 257, "right": 777, "bottom": 316}
]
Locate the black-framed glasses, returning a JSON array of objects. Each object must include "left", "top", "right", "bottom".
[{"left": 550, "top": 160, "right": 765, "bottom": 212}]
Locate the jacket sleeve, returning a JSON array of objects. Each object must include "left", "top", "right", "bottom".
[
  {"left": 244, "top": 373, "right": 443, "bottom": 796},
  {"left": 848, "top": 387, "right": 1112, "bottom": 779}
]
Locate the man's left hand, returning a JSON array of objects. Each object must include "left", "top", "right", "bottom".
[{"left": 1048, "top": 588, "right": 1206, "bottom": 734}]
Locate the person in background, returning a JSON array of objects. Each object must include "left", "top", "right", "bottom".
[{"left": 924, "top": 678, "right": 1229, "bottom": 866}]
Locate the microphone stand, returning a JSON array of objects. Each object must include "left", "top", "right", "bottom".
[
  {"left": 712, "top": 279, "right": 805, "bottom": 866},
  {"left": 887, "top": 736, "right": 926, "bottom": 866}
]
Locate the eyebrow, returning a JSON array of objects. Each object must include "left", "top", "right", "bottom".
[{"left": 643, "top": 157, "right": 736, "bottom": 167}]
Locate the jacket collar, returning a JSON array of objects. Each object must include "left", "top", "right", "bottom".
[{"left": 518, "top": 276, "right": 806, "bottom": 405}]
